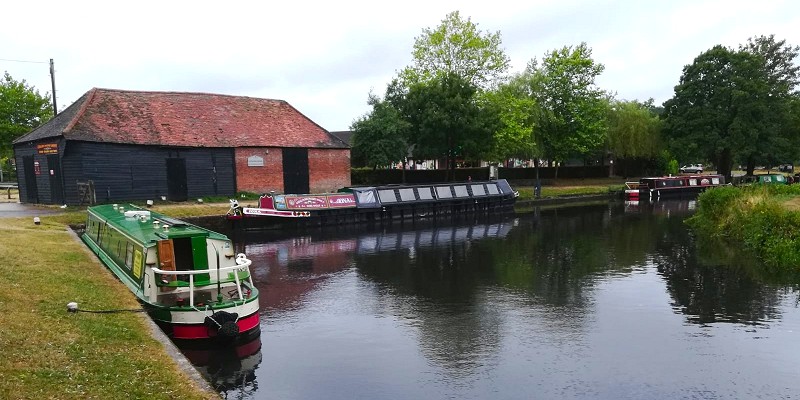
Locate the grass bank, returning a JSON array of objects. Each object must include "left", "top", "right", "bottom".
[
  {"left": 515, "top": 177, "right": 627, "bottom": 201},
  {"left": 687, "top": 184, "right": 800, "bottom": 270},
  {"left": 0, "top": 209, "right": 224, "bottom": 399}
]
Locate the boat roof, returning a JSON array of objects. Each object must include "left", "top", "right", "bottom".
[{"left": 87, "top": 204, "right": 229, "bottom": 246}]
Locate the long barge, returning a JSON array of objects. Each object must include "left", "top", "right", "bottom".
[
  {"left": 227, "top": 179, "right": 518, "bottom": 229},
  {"left": 82, "top": 204, "right": 260, "bottom": 341},
  {"left": 625, "top": 174, "right": 726, "bottom": 201}
]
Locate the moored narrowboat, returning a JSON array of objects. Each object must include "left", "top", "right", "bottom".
[
  {"left": 227, "top": 179, "right": 518, "bottom": 228},
  {"left": 82, "top": 204, "right": 260, "bottom": 341},
  {"left": 624, "top": 174, "right": 726, "bottom": 200}
]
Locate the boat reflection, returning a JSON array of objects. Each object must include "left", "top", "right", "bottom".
[
  {"left": 624, "top": 198, "right": 697, "bottom": 215},
  {"left": 243, "top": 218, "right": 517, "bottom": 312},
  {"left": 177, "top": 331, "right": 262, "bottom": 396}
]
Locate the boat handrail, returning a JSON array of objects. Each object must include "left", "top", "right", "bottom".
[
  {"left": 625, "top": 182, "right": 641, "bottom": 190},
  {"left": 152, "top": 258, "right": 254, "bottom": 306}
]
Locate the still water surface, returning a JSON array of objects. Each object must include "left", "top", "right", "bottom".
[{"left": 187, "top": 200, "right": 800, "bottom": 399}]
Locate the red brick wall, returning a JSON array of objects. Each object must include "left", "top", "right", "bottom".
[
  {"left": 236, "top": 147, "right": 351, "bottom": 194},
  {"left": 309, "top": 148, "right": 351, "bottom": 192},
  {"left": 235, "top": 147, "right": 284, "bottom": 193}
]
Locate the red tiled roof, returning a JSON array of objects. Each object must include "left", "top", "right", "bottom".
[{"left": 19, "top": 88, "right": 346, "bottom": 148}]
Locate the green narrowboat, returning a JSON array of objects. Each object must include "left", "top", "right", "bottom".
[{"left": 81, "top": 204, "right": 260, "bottom": 341}]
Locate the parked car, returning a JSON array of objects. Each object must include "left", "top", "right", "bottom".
[
  {"left": 778, "top": 164, "right": 793, "bottom": 173},
  {"left": 680, "top": 164, "right": 703, "bottom": 173}
]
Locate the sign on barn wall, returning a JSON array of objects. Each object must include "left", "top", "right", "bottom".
[
  {"left": 37, "top": 143, "right": 58, "bottom": 154},
  {"left": 248, "top": 155, "right": 264, "bottom": 167}
]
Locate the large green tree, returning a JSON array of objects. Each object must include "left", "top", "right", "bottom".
[
  {"left": 0, "top": 72, "right": 52, "bottom": 179},
  {"left": 351, "top": 92, "right": 410, "bottom": 169},
  {"left": 738, "top": 35, "right": 800, "bottom": 171},
  {"left": 353, "top": 11, "right": 508, "bottom": 180},
  {"left": 402, "top": 72, "right": 498, "bottom": 178},
  {"left": 404, "top": 10, "right": 510, "bottom": 89},
  {"left": 483, "top": 74, "right": 539, "bottom": 162},
  {"left": 524, "top": 43, "right": 609, "bottom": 177},
  {"left": 663, "top": 45, "right": 780, "bottom": 178}
]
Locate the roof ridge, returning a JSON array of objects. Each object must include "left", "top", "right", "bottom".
[
  {"left": 91, "top": 87, "right": 288, "bottom": 102},
  {"left": 63, "top": 88, "right": 97, "bottom": 133}
]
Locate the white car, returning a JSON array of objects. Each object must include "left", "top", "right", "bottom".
[{"left": 680, "top": 164, "right": 703, "bottom": 173}]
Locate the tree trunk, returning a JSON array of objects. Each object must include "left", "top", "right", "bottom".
[
  {"left": 746, "top": 156, "right": 755, "bottom": 176},
  {"left": 534, "top": 158, "right": 541, "bottom": 199},
  {"left": 718, "top": 148, "right": 733, "bottom": 181}
]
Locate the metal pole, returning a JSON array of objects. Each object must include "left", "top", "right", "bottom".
[{"left": 49, "top": 59, "right": 57, "bottom": 115}]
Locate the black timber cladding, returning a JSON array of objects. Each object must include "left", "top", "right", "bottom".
[{"left": 15, "top": 139, "right": 235, "bottom": 205}]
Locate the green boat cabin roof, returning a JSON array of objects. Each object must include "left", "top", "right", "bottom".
[{"left": 87, "top": 204, "right": 229, "bottom": 246}]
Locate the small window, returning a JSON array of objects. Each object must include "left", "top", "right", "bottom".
[
  {"left": 125, "top": 243, "right": 134, "bottom": 269},
  {"left": 711, "top": 177, "right": 719, "bottom": 185},
  {"left": 689, "top": 179, "right": 697, "bottom": 186}
]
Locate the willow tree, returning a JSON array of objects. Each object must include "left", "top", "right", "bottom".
[{"left": 607, "top": 100, "right": 663, "bottom": 176}]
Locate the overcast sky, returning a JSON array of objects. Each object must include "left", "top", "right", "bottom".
[{"left": 2, "top": 0, "right": 798, "bottom": 132}]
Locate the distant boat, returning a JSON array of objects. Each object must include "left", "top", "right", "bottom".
[
  {"left": 227, "top": 179, "right": 518, "bottom": 228},
  {"left": 732, "top": 174, "right": 789, "bottom": 185},
  {"left": 81, "top": 204, "right": 260, "bottom": 341},
  {"left": 625, "top": 174, "right": 726, "bottom": 200}
]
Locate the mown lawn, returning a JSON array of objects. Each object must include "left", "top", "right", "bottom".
[
  {"left": 514, "top": 177, "right": 628, "bottom": 201},
  {"left": 0, "top": 214, "right": 218, "bottom": 400}
]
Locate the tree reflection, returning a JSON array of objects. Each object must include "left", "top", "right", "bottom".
[{"left": 651, "top": 217, "right": 786, "bottom": 325}]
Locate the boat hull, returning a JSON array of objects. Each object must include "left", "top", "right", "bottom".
[{"left": 154, "top": 308, "right": 260, "bottom": 340}]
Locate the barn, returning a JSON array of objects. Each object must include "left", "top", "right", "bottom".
[{"left": 12, "top": 88, "right": 350, "bottom": 205}]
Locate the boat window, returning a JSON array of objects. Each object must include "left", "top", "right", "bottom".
[
  {"left": 471, "top": 184, "right": 486, "bottom": 196},
  {"left": 399, "top": 188, "right": 416, "bottom": 202},
  {"left": 417, "top": 187, "right": 434, "bottom": 200},
  {"left": 356, "top": 190, "right": 377, "bottom": 205},
  {"left": 689, "top": 179, "right": 697, "bottom": 186},
  {"left": 711, "top": 177, "right": 719, "bottom": 184},
  {"left": 125, "top": 243, "right": 134, "bottom": 269},
  {"left": 436, "top": 186, "right": 453, "bottom": 199},
  {"left": 487, "top": 184, "right": 499, "bottom": 195},
  {"left": 378, "top": 189, "right": 398, "bottom": 203},
  {"left": 454, "top": 185, "right": 469, "bottom": 197}
]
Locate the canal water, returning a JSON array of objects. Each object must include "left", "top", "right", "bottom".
[{"left": 186, "top": 200, "right": 800, "bottom": 399}]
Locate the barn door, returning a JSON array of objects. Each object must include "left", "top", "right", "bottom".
[
  {"left": 47, "top": 154, "right": 64, "bottom": 204},
  {"left": 166, "top": 158, "right": 188, "bottom": 201},
  {"left": 282, "top": 148, "right": 309, "bottom": 194},
  {"left": 22, "top": 156, "right": 39, "bottom": 203}
]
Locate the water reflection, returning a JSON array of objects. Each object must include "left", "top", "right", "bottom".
[
  {"left": 188, "top": 201, "right": 800, "bottom": 399},
  {"left": 178, "top": 333, "right": 262, "bottom": 398}
]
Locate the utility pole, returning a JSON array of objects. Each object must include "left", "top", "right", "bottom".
[{"left": 49, "top": 58, "right": 57, "bottom": 115}]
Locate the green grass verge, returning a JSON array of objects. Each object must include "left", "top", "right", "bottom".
[
  {"left": 687, "top": 184, "right": 800, "bottom": 270},
  {"left": 0, "top": 217, "right": 217, "bottom": 400}
]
